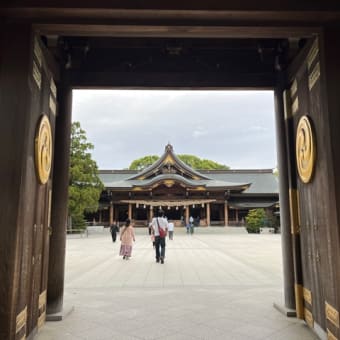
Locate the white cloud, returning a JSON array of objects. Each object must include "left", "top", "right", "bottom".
[
  {"left": 192, "top": 127, "right": 209, "bottom": 138},
  {"left": 246, "top": 126, "right": 268, "bottom": 133},
  {"left": 72, "top": 90, "right": 277, "bottom": 169}
]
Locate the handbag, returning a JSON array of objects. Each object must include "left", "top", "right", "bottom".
[{"left": 157, "top": 218, "right": 166, "bottom": 238}]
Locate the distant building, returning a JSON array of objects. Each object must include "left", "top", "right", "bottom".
[{"left": 91, "top": 144, "right": 279, "bottom": 227}]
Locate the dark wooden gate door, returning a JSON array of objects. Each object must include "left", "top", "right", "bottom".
[
  {"left": 15, "top": 36, "right": 57, "bottom": 340},
  {"left": 286, "top": 37, "right": 339, "bottom": 339}
]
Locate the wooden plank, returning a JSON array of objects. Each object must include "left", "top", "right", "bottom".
[
  {"left": 303, "top": 287, "right": 312, "bottom": 305},
  {"left": 15, "top": 306, "right": 27, "bottom": 335},
  {"left": 0, "top": 8, "right": 339, "bottom": 23},
  {"left": 326, "top": 302, "right": 340, "bottom": 329},
  {"left": 321, "top": 28, "right": 340, "bottom": 340},
  {"left": 2, "top": 0, "right": 340, "bottom": 12},
  {"left": 327, "top": 328, "right": 338, "bottom": 340},
  {"left": 0, "top": 24, "right": 35, "bottom": 340},
  {"left": 304, "top": 308, "right": 314, "bottom": 329},
  {"left": 34, "top": 24, "right": 318, "bottom": 38}
]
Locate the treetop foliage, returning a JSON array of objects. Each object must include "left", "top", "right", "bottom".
[
  {"left": 69, "top": 122, "right": 103, "bottom": 228},
  {"left": 129, "top": 154, "right": 229, "bottom": 170},
  {"left": 129, "top": 155, "right": 160, "bottom": 171}
]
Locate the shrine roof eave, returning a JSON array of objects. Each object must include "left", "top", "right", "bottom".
[
  {"left": 231, "top": 192, "right": 279, "bottom": 197},
  {"left": 229, "top": 201, "right": 277, "bottom": 209},
  {"left": 131, "top": 174, "right": 206, "bottom": 187},
  {"left": 119, "top": 199, "right": 217, "bottom": 207},
  {"left": 104, "top": 176, "right": 251, "bottom": 191}
]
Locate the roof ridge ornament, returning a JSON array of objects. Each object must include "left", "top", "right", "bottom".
[{"left": 165, "top": 143, "right": 173, "bottom": 152}]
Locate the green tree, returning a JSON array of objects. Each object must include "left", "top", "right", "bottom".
[
  {"left": 179, "top": 155, "right": 229, "bottom": 170},
  {"left": 245, "top": 208, "right": 266, "bottom": 233},
  {"left": 69, "top": 122, "right": 103, "bottom": 229},
  {"left": 129, "top": 154, "right": 229, "bottom": 170},
  {"left": 129, "top": 155, "right": 160, "bottom": 170}
]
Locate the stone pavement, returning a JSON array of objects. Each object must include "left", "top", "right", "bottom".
[{"left": 36, "top": 227, "right": 318, "bottom": 340}]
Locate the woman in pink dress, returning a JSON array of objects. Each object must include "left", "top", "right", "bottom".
[{"left": 119, "top": 219, "right": 135, "bottom": 260}]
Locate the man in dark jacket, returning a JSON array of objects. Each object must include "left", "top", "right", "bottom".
[{"left": 110, "top": 221, "right": 119, "bottom": 242}]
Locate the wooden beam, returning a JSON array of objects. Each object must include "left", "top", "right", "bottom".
[
  {"left": 2, "top": 1, "right": 340, "bottom": 13},
  {"left": 0, "top": 7, "right": 339, "bottom": 24},
  {"left": 33, "top": 24, "right": 319, "bottom": 38},
  {"left": 69, "top": 70, "right": 275, "bottom": 89}
]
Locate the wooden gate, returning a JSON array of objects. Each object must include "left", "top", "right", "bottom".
[
  {"left": 286, "top": 37, "right": 340, "bottom": 339},
  {"left": 14, "top": 36, "right": 56, "bottom": 340}
]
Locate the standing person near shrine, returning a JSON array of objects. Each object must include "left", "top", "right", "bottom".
[
  {"left": 151, "top": 209, "right": 168, "bottom": 264},
  {"left": 109, "top": 220, "right": 119, "bottom": 242},
  {"left": 119, "top": 219, "right": 135, "bottom": 260},
  {"left": 168, "top": 220, "right": 174, "bottom": 240},
  {"left": 189, "top": 215, "right": 194, "bottom": 234}
]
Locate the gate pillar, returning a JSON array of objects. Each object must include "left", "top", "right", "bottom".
[
  {"left": 47, "top": 83, "right": 72, "bottom": 318},
  {"left": 273, "top": 73, "right": 296, "bottom": 313}
]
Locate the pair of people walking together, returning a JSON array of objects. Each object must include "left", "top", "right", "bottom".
[{"left": 118, "top": 210, "right": 168, "bottom": 263}]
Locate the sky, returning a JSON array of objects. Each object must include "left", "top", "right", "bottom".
[{"left": 71, "top": 90, "right": 277, "bottom": 170}]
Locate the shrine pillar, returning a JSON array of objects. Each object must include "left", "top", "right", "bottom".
[
  {"left": 185, "top": 207, "right": 189, "bottom": 225},
  {"left": 149, "top": 206, "right": 154, "bottom": 220},
  {"left": 109, "top": 204, "right": 113, "bottom": 224},
  {"left": 128, "top": 203, "right": 132, "bottom": 220},
  {"left": 206, "top": 203, "right": 211, "bottom": 226},
  {"left": 224, "top": 201, "right": 229, "bottom": 226}
]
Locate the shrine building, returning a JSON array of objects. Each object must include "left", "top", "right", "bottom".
[{"left": 94, "top": 144, "right": 279, "bottom": 227}]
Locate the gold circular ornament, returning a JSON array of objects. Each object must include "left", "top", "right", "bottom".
[
  {"left": 296, "top": 115, "right": 316, "bottom": 183},
  {"left": 35, "top": 115, "right": 52, "bottom": 184}
]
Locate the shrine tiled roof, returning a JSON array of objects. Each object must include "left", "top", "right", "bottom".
[
  {"left": 199, "top": 170, "right": 279, "bottom": 194},
  {"left": 98, "top": 144, "right": 278, "bottom": 194},
  {"left": 98, "top": 169, "right": 278, "bottom": 194}
]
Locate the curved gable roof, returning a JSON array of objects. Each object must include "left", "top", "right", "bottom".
[{"left": 127, "top": 143, "right": 211, "bottom": 180}]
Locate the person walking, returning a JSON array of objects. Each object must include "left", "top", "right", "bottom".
[
  {"left": 168, "top": 220, "right": 174, "bottom": 240},
  {"left": 151, "top": 209, "right": 168, "bottom": 264},
  {"left": 189, "top": 215, "right": 194, "bottom": 234},
  {"left": 110, "top": 220, "right": 119, "bottom": 242},
  {"left": 119, "top": 219, "right": 135, "bottom": 260}
]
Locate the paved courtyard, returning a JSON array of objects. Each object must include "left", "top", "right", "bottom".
[{"left": 36, "top": 227, "right": 318, "bottom": 340}]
